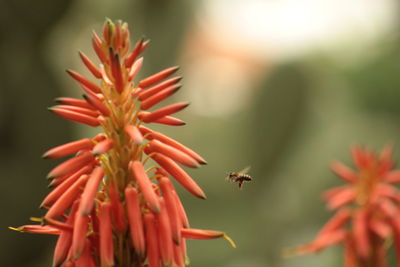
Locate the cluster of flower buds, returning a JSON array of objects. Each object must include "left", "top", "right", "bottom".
[
  {"left": 291, "top": 145, "right": 400, "bottom": 267},
  {"left": 11, "top": 19, "right": 234, "bottom": 267}
]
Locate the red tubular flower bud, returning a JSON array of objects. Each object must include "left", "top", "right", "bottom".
[
  {"left": 353, "top": 209, "right": 370, "bottom": 259},
  {"left": 79, "top": 51, "right": 102, "bottom": 79},
  {"left": 108, "top": 183, "right": 127, "bottom": 233},
  {"left": 75, "top": 238, "right": 97, "bottom": 267},
  {"left": 83, "top": 94, "right": 110, "bottom": 117},
  {"left": 144, "top": 213, "right": 161, "bottom": 267},
  {"left": 55, "top": 97, "right": 94, "bottom": 109},
  {"left": 181, "top": 228, "right": 236, "bottom": 248},
  {"left": 139, "top": 126, "right": 206, "bottom": 164},
  {"left": 45, "top": 175, "right": 89, "bottom": 219},
  {"left": 159, "top": 177, "right": 181, "bottom": 244},
  {"left": 138, "top": 102, "right": 189, "bottom": 123},
  {"left": 147, "top": 140, "right": 199, "bottom": 168},
  {"left": 181, "top": 228, "right": 223, "bottom": 239},
  {"left": 385, "top": 170, "right": 400, "bottom": 183},
  {"left": 66, "top": 70, "right": 102, "bottom": 94},
  {"left": 99, "top": 202, "right": 114, "bottom": 267},
  {"left": 151, "top": 153, "right": 206, "bottom": 199},
  {"left": 41, "top": 167, "right": 90, "bottom": 208},
  {"left": 173, "top": 242, "right": 185, "bottom": 267},
  {"left": 53, "top": 201, "right": 79, "bottom": 267},
  {"left": 299, "top": 229, "right": 347, "bottom": 253},
  {"left": 9, "top": 225, "right": 60, "bottom": 235},
  {"left": 92, "top": 31, "right": 107, "bottom": 63},
  {"left": 124, "top": 125, "right": 144, "bottom": 144},
  {"left": 79, "top": 167, "right": 104, "bottom": 215},
  {"left": 110, "top": 51, "right": 124, "bottom": 93},
  {"left": 47, "top": 151, "right": 94, "bottom": 179},
  {"left": 138, "top": 78, "right": 182, "bottom": 101},
  {"left": 92, "top": 139, "right": 114, "bottom": 155},
  {"left": 139, "top": 66, "right": 179, "bottom": 89},
  {"left": 128, "top": 57, "right": 143, "bottom": 81},
  {"left": 150, "top": 115, "right": 186, "bottom": 126},
  {"left": 130, "top": 161, "right": 160, "bottom": 213},
  {"left": 72, "top": 213, "right": 89, "bottom": 259},
  {"left": 140, "top": 85, "right": 181, "bottom": 110},
  {"left": 317, "top": 208, "right": 352, "bottom": 236},
  {"left": 156, "top": 198, "right": 174, "bottom": 265},
  {"left": 331, "top": 161, "right": 358, "bottom": 183},
  {"left": 125, "top": 187, "right": 146, "bottom": 256},
  {"left": 49, "top": 107, "right": 100, "bottom": 127},
  {"left": 44, "top": 217, "right": 73, "bottom": 232},
  {"left": 344, "top": 235, "right": 357, "bottom": 267},
  {"left": 49, "top": 163, "right": 95, "bottom": 188},
  {"left": 370, "top": 220, "right": 392, "bottom": 239},
  {"left": 51, "top": 105, "right": 99, "bottom": 117},
  {"left": 173, "top": 190, "right": 189, "bottom": 228},
  {"left": 326, "top": 187, "right": 356, "bottom": 210},
  {"left": 124, "top": 38, "right": 144, "bottom": 68},
  {"left": 42, "top": 138, "right": 94, "bottom": 159}
]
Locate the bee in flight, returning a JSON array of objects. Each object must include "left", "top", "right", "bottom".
[{"left": 226, "top": 166, "right": 253, "bottom": 189}]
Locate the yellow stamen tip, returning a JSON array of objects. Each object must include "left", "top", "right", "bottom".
[
  {"left": 223, "top": 233, "right": 236, "bottom": 248},
  {"left": 8, "top": 226, "right": 22, "bottom": 232}
]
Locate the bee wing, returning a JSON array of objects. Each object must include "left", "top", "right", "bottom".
[{"left": 238, "top": 166, "right": 251, "bottom": 174}]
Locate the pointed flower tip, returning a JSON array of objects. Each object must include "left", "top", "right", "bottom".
[
  {"left": 223, "top": 233, "right": 236, "bottom": 248},
  {"left": 8, "top": 226, "right": 21, "bottom": 232}
]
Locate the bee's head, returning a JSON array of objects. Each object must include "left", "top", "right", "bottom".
[{"left": 226, "top": 172, "right": 236, "bottom": 180}]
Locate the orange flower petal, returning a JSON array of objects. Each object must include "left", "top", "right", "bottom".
[
  {"left": 42, "top": 138, "right": 94, "bottom": 159},
  {"left": 99, "top": 202, "right": 114, "bottom": 267},
  {"left": 108, "top": 182, "right": 127, "bottom": 233},
  {"left": 156, "top": 198, "right": 174, "bottom": 265},
  {"left": 138, "top": 102, "right": 189, "bottom": 123},
  {"left": 128, "top": 57, "right": 143, "bottom": 81},
  {"left": 181, "top": 228, "right": 236, "bottom": 248},
  {"left": 130, "top": 161, "right": 160, "bottom": 213},
  {"left": 147, "top": 140, "right": 199, "bottom": 168},
  {"left": 72, "top": 213, "right": 89, "bottom": 259},
  {"left": 55, "top": 97, "right": 94, "bottom": 110},
  {"left": 151, "top": 153, "right": 206, "bottom": 199},
  {"left": 92, "top": 31, "right": 107, "bottom": 63},
  {"left": 53, "top": 200, "right": 79, "bottom": 266},
  {"left": 125, "top": 187, "right": 146, "bottom": 256},
  {"left": 46, "top": 175, "right": 89, "bottom": 219},
  {"left": 331, "top": 161, "right": 357, "bottom": 183},
  {"left": 51, "top": 105, "right": 99, "bottom": 117},
  {"left": 79, "top": 51, "right": 102, "bottom": 79},
  {"left": 144, "top": 213, "right": 161, "bottom": 267},
  {"left": 326, "top": 187, "right": 356, "bottom": 210},
  {"left": 140, "top": 84, "right": 181, "bottom": 110},
  {"left": 353, "top": 209, "right": 370, "bottom": 259},
  {"left": 92, "top": 139, "right": 114, "bottom": 155},
  {"left": 139, "top": 66, "right": 179, "bottom": 89},
  {"left": 66, "top": 70, "right": 102, "bottom": 94},
  {"left": 124, "top": 125, "right": 144, "bottom": 144},
  {"left": 49, "top": 107, "right": 100, "bottom": 127},
  {"left": 139, "top": 125, "right": 206, "bottom": 164},
  {"left": 79, "top": 167, "right": 104, "bottom": 215},
  {"left": 124, "top": 38, "right": 144, "bottom": 68},
  {"left": 138, "top": 77, "right": 182, "bottom": 101},
  {"left": 47, "top": 151, "right": 94, "bottom": 179},
  {"left": 159, "top": 177, "right": 181, "bottom": 244},
  {"left": 83, "top": 94, "right": 110, "bottom": 117}
]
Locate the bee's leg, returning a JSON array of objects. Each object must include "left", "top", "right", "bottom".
[{"left": 238, "top": 182, "right": 243, "bottom": 189}]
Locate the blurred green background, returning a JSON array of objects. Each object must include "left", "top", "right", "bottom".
[{"left": 1, "top": 0, "right": 400, "bottom": 266}]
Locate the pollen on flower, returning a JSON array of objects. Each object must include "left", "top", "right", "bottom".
[
  {"left": 11, "top": 19, "right": 233, "bottom": 266},
  {"left": 292, "top": 145, "right": 400, "bottom": 267}
]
